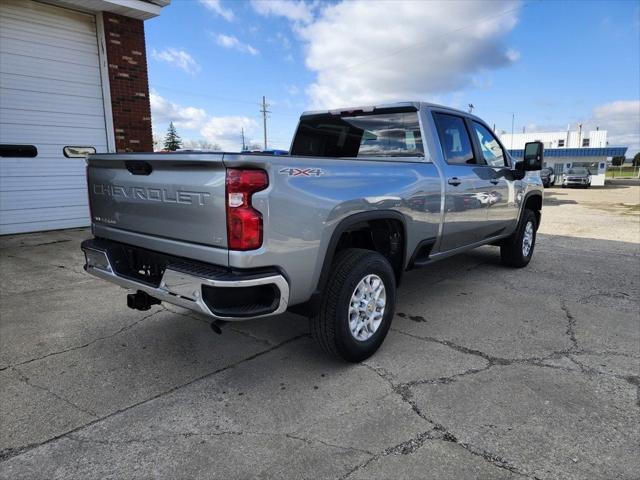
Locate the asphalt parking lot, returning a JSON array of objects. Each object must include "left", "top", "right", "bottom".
[{"left": 1, "top": 182, "right": 639, "bottom": 479}]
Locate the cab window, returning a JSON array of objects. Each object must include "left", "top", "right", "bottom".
[
  {"left": 432, "top": 113, "right": 476, "bottom": 165},
  {"left": 472, "top": 122, "right": 507, "bottom": 167}
]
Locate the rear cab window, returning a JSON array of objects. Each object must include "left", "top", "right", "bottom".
[
  {"left": 290, "top": 109, "right": 424, "bottom": 158},
  {"left": 432, "top": 113, "right": 476, "bottom": 165}
]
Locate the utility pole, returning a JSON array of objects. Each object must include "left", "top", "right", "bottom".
[
  {"left": 510, "top": 113, "right": 515, "bottom": 150},
  {"left": 467, "top": 103, "right": 474, "bottom": 113},
  {"left": 260, "top": 96, "right": 270, "bottom": 150},
  {"left": 241, "top": 127, "right": 246, "bottom": 151}
]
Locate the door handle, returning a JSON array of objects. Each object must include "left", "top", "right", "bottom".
[
  {"left": 490, "top": 179, "right": 499, "bottom": 185},
  {"left": 448, "top": 177, "right": 461, "bottom": 186}
]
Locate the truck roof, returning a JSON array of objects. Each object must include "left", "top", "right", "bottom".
[{"left": 300, "top": 101, "right": 470, "bottom": 118}]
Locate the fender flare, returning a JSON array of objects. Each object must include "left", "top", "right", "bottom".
[
  {"left": 520, "top": 191, "right": 543, "bottom": 228},
  {"left": 292, "top": 211, "right": 407, "bottom": 316}
]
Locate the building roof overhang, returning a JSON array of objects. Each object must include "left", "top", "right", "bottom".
[{"left": 46, "top": 0, "right": 169, "bottom": 20}]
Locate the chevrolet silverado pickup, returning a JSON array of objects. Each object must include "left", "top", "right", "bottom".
[{"left": 81, "top": 102, "right": 544, "bottom": 362}]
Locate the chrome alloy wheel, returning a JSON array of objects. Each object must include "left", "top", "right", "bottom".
[
  {"left": 348, "top": 274, "right": 386, "bottom": 341},
  {"left": 522, "top": 221, "right": 534, "bottom": 257}
]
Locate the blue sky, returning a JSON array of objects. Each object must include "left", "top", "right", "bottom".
[{"left": 145, "top": 0, "right": 640, "bottom": 154}]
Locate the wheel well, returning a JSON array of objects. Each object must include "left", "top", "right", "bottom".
[
  {"left": 524, "top": 194, "right": 542, "bottom": 227},
  {"left": 333, "top": 218, "right": 405, "bottom": 283}
]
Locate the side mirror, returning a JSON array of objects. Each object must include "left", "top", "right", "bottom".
[{"left": 523, "top": 141, "right": 543, "bottom": 171}]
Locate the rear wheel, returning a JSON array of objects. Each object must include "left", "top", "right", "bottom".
[
  {"left": 500, "top": 209, "right": 537, "bottom": 268},
  {"left": 310, "top": 248, "right": 396, "bottom": 362}
]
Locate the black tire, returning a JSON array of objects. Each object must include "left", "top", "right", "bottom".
[
  {"left": 500, "top": 209, "right": 537, "bottom": 268},
  {"left": 310, "top": 248, "right": 396, "bottom": 362}
]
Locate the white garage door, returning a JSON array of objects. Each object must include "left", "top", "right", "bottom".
[{"left": 0, "top": 0, "right": 109, "bottom": 234}]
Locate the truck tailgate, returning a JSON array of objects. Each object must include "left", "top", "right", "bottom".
[{"left": 87, "top": 154, "right": 228, "bottom": 248}]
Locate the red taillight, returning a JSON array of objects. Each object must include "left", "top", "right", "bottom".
[{"left": 226, "top": 168, "right": 268, "bottom": 250}]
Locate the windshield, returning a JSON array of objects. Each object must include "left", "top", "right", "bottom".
[
  {"left": 291, "top": 110, "right": 423, "bottom": 158},
  {"left": 567, "top": 167, "right": 588, "bottom": 175}
]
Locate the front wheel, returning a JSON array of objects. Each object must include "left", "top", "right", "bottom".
[
  {"left": 310, "top": 248, "right": 396, "bottom": 362},
  {"left": 500, "top": 209, "right": 537, "bottom": 268}
]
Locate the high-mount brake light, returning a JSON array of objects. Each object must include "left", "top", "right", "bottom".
[{"left": 225, "top": 169, "right": 268, "bottom": 250}]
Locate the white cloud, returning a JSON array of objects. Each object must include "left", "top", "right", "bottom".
[
  {"left": 590, "top": 100, "right": 640, "bottom": 154},
  {"left": 150, "top": 91, "right": 207, "bottom": 129},
  {"left": 292, "top": 0, "right": 521, "bottom": 108},
  {"left": 286, "top": 84, "right": 300, "bottom": 96},
  {"left": 151, "top": 48, "right": 200, "bottom": 74},
  {"left": 201, "top": 116, "right": 258, "bottom": 151},
  {"left": 214, "top": 34, "right": 259, "bottom": 55},
  {"left": 250, "top": 0, "right": 314, "bottom": 24},
  {"left": 199, "top": 0, "right": 234, "bottom": 21},
  {"left": 150, "top": 92, "right": 259, "bottom": 151}
]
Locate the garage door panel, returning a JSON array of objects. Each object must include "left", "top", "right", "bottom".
[
  {"left": 0, "top": 158, "right": 92, "bottom": 176},
  {"left": 0, "top": 88, "right": 106, "bottom": 116},
  {"left": 1, "top": 0, "right": 96, "bottom": 36},
  {"left": 1, "top": 124, "right": 109, "bottom": 146},
  {"left": 0, "top": 206, "right": 90, "bottom": 235},
  {"left": 0, "top": 17, "right": 98, "bottom": 48},
  {"left": 0, "top": 187, "right": 88, "bottom": 209},
  {"left": 1, "top": 175, "right": 85, "bottom": 191},
  {"left": 0, "top": 37, "right": 100, "bottom": 66},
  {"left": 0, "top": 188, "right": 88, "bottom": 210},
  {"left": 0, "top": 0, "right": 108, "bottom": 234},
  {"left": 0, "top": 53, "right": 101, "bottom": 85},
  {"left": 0, "top": 73, "right": 103, "bottom": 98},
  {"left": 1, "top": 108, "right": 105, "bottom": 129}
]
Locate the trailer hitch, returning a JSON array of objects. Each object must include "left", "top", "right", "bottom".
[{"left": 127, "top": 290, "right": 161, "bottom": 311}]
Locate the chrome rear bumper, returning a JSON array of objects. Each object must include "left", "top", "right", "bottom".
[{"left": 82, "top": 242, "right": 289, "bottom": 321}]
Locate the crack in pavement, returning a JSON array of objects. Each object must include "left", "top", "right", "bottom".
[
  {"left": 361, "top": 298, "right": 639, "bottom": 480},
  {"left": 66, "top": 431, "right": 244, "bottom": 446},
  {"left": 9, "top": 368, "right": 98, "bottom": 418},
  {"left": 359, "top": 362, "right": 538, "bottom": 479},
  {"left": 339, "top": 429, "right": 440, "bottom": 479},
  {"left": 68, "top": 430, "right": 370, "bottom": 457},
  {"left": 561, "top": 302, "right": 579, "bottom": 352},
  {"left": 0, "top": 309, "right": 164, "bottom": 373},
  {"left": 0, "top": 334, "right": 307, "bottom": 463}
]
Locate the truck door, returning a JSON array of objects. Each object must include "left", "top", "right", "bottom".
[
  {"left": 469, "top": 121, "right": 519, "bottom": 238},
  {"left": 432, "top": 112, "right": 489, "bottom": 252}
]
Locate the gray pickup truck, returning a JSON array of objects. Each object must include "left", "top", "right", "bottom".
[{"left": 81, "top": 102, "right": 544, "bottom": 362}]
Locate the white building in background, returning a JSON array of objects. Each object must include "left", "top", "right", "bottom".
[
  {"left": 501, "top": 127, "right": 627, "bottom": 187},
  {"left": 500, "top": 127, "right": 608, "bottom": 150}
]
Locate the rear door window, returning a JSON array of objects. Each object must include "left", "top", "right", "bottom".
[
  {"left": 432, "top": 113, "right": 476, "bottom": 165},
  {"left": 290, "top": 111, "right": 423, "bottom": 158}
]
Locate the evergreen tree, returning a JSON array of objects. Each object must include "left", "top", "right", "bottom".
[{"left": 163, "top": 122, "right": 182, "bottom": 151}]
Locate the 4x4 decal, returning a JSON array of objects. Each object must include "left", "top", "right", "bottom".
[{"left": 279, "top": 167, "right": 325, "bottom": 177}]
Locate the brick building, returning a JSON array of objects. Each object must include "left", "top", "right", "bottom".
[{"left": 0, "top": 0, "right": 169, "bottom": 234}]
